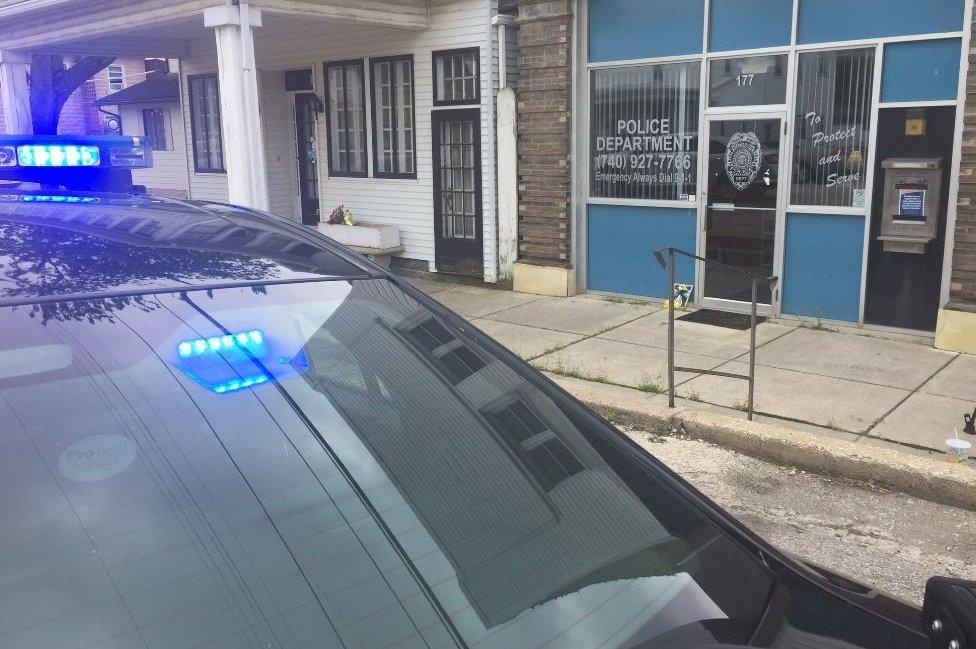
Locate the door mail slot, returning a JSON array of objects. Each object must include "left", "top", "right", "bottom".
[{"left": 878, "top": 157, "right": 942, "bottom": 254}]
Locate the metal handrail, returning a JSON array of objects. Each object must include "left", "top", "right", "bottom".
[{"left": 653, "top": 246, "right": 778, "bottom": 421}]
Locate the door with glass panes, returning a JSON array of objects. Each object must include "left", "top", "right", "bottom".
[
  {"left": 701, "top": 116, "right": 785, "bottom": 312},
  {"left": 294, "top": 92, "right": 320, "bottom": 225},
  {"left": 432, "top": 108, "right": 483, "bottom": 276}
]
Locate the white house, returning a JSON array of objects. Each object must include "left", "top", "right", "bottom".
[
  {"left": 95, "top": 71, "right": 191, "bottom": 198},
  {"left": 0, "top": 0, "right": 520, "bottom": 282}
]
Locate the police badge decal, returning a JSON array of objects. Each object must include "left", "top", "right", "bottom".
[{"left": 724, "top": 131, "right": 762, "bottom": 191}]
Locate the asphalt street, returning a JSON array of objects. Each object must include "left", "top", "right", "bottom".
[{"left": 625, "top": 427, "right": 976, "bottom": 605}]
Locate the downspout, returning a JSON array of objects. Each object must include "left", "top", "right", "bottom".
[
  {"left": 176, "top": 63, "right": 193, "bottom": 199},
  {"left": 492, "top": 12, "right": 517, "bottom": 281}
]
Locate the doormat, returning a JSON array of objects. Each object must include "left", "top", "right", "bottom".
[{"left": 677, "top": 309, "right": 766, "bottom": 330}]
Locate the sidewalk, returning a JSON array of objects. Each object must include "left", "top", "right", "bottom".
[{"left": 408, "top": 276, "right": 975, "bottom": 459}]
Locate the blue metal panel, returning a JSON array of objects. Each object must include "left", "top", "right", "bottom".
[
  {"left": 797, "top": 0, "right": 965, "bottom": 43},
  {"left": 782, "top": 213, "right": 864, "bottom": 322},
  {"left": 587, "top": 204, "right": 697, "bottom": 298},
  {"left": 588, "top": 0, "right": 705, "bottom": 62},
  {"left": 882, "top": 39, "right": 961, "bottom": 102},
  {"left": 709, "top": 0, "right": 792, "bottom": 52}
]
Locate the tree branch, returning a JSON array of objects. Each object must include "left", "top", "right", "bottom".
[
  {"left": 54, "top": 55, "right": 115, "bottom": 104},
  {"left": 29, "top": 53, "right": 115, "bottom": 134}
]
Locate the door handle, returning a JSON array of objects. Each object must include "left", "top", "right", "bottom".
[{"left": 709, "top": 205, "right": 778, "bottom": 212}]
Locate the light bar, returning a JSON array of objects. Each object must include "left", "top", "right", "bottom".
[
  {"left": 20, "top": 195, "right": 100, "bottom": 204},
  {"left": 17, "top": 144, "right": 100, "bottom": 167},
  {"left": 211, "top": 373, "right": 270, "bottom": 394},
  {"left": 177, "top": 329, "right": 265, "bottom": 359}
]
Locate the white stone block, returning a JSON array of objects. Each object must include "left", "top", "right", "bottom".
[{"left": 316, "top": 222, "right": 400, "bottom": 250}]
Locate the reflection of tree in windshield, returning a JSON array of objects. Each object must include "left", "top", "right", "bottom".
[{"left": 0, "top": 221, "right": 281, "bottom": 324}]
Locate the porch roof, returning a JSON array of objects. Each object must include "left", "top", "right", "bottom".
[
  {"left": 0, "top": 0, "right": 429, "bottom": 57},
  {"left": 94, "top": 73, "right": 180, "bottom": 105}
]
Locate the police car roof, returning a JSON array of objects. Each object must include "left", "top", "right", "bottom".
[{"left": 0, "top": 190, "right": 373, "bottom": 307}]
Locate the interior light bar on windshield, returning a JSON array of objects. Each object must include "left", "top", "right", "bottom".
[{"left": 177, "top": 330, "right": 266, "bottom": 359}]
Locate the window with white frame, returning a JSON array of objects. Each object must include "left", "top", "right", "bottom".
[
  {"left": 324, "top": 60, "right": 368, "bottom": 177},
  {"left": 107, "top": 64, "right": 125, "bottom": 91},
  {"left": 433, "top": 48, "right": 480, "bottom": 105},
  {"left": 187, "top": 74, "right": 224, "bottom": 173},
  {"left": 791, "top": 48, "right": 875, "bottom": 208},
  {"left": 589, "top": 60, "right": 701, "bottom": 201},
  {"left": 142, "top": 108, "right": 168, "bottom": 151},
  {"left": 371, "top": 55, "right": 416, "bottom": 177}
]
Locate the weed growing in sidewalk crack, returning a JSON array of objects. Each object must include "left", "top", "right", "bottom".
[
  {"left": 549, "top": 362, "right": 609, "bottom": 384},
  {"left": 539, "top": 342, "right": 571, "bottom": 356},
  {"left": 602, "top": 295, "right": 651, "bottom": 306},
  {"left": 799, "top": 317, "right": 836, "bottom": 332},
  {"left": 636, "top": 378, "right": 665, "bottom": 394},
  {"left": 683, "top": 390, "right": 702, "bottom": 402},
  {"left": 733, "top": 400, "right": 749, "bottom": 412}
]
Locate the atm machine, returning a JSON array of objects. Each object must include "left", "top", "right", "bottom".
[
  {"left": 865, "top": 106, "right": 954, "bottom": 331},
  {"left": 876, "top": 158, "right": 942, "bottom": 254}
]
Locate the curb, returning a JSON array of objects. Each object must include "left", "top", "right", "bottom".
[{"left": 544, "top": 372, "right": 976, "bottom": 512}]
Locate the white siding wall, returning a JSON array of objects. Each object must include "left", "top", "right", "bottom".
[
  {"left": 177, "top": 0, "right": 498, "bottom": 279},
  {"left": 261, "top": 70, "right": 299, "bottom": 220},
  {"left": 120, "top": 102, "right": 189, "bottom": 197}
]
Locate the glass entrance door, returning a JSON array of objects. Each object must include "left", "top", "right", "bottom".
[{"left": 703, "top": 117, "right": 783, "bottom": 308}]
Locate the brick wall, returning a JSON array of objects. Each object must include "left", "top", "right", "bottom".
[
  {"left": 57, "top": 80, "right": 99, "bottom": 135},
  {"left": 952, "top": 12, "right": 976, "bottom": 305},
  {"left": 515, "top": 0, "right": 573, "bottom": 268}
]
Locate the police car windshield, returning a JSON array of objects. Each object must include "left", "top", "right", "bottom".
[
  {"left": 0, "top": 196, "right": 364, "bottom": 306},
  {"left": 0, "top": 277, "right": 774, "bottom": 649}
]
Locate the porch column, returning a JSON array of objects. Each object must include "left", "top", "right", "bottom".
[
  {"left": 203, "top": 4, "right": 268, "bottom": 210},
  {"left": 0, "top": 51, "right": 31, "bottom": 134}
]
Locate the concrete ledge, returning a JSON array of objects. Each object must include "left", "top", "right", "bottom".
[
  {"left": 545, "top": 373, "right": 976, "bottom": 512},
  {"left": 513, "top": 262, "right": 576, "bottom": 297},
  {"left": 935, "top": 306, "right": 976, "bottom": 354}
]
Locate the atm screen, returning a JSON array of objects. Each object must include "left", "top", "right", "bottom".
[{"left": 894, "top": 182, "right": 926, "bottom": 222}]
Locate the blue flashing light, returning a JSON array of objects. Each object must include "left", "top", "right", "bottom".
[
  {"left": 179, "top": 368, "right": 272, "bottom": 394},
  {"left": 177, "top": 329, "right": 266, "bottom": 359},
  {"left": 16, "top": 144, "right": 100, "bottom": 167},
  {"left": 211, "top": 374, "right": 270, "bottom": 394},
  {"left": 21, "top": 195, "right": 100, "bottom": 204}
]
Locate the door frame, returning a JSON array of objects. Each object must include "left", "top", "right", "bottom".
[
  {"left": 697, "top": 111, "right": 788, "bottom": 316},
  {"left": 432, "top": 107, "right": 484, "bottom": 274}
]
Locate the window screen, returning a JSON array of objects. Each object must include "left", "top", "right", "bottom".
[
  {"left": 590, "top": 61, "right": 700, "bottom": 201},
  {"left": 324, "top": 60, "right": 367, "bottom": 177},
  {"left": 142, "top": 108, "right": 167, "bottom": 151},
  {"left": 791, "top": 48, "right": 875, "bottom": 207},
  {"left": 371, "top": 56, "right": 416, "bottom": 177},
  {"left": 188, "top": 74, "right": 224, "bottom": 172}
]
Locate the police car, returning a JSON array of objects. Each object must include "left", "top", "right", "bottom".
[{"left": 0, "top": 136, "right": 969, "bottom": 649}]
